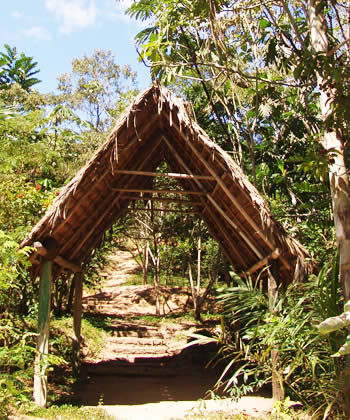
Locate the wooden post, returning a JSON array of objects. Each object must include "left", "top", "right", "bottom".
[
  {"left": 33, "top": 259, "right": 52, "bottom": 407},
  {"left": 72, "top": 271, "right": 83, "bottom": 377},
  {"left": 268, "top": 258, "right": 285, "bottom": 401}
]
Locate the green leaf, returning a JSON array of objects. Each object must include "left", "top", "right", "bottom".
[{"left": 259, "top": 19, "right": 271, "bottom": 29}]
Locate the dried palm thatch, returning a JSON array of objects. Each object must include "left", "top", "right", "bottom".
[{"left": 21, "top": 83, "right": 313, "bottom": 285}]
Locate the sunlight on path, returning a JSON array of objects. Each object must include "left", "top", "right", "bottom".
[{"left": 96, "top": 397, "right": 274, "bottom": 419}]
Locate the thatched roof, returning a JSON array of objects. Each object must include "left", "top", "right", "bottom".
[{"left": 22, "top": 83, "right": 312, "bottom": 284}]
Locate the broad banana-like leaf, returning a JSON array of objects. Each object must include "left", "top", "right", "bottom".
[
  {"left": 318, "top": 306, "right": 350, "bottom": 334},
  {"left": 344, "top": 300, "right": 350, "bottom": 312},
  {"left": 318, "top": 313, "right": 349, "bottom": 334},
  {"left": 332, "top": 336, "right": 350, "bottom": 357}
]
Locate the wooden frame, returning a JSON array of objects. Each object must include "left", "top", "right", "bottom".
[{"left": 33, "top": 260, "right": 52, "bottom": 407}]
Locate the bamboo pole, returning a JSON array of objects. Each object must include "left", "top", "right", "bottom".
[
  {"left": 206, "top": 194, "right": 264, "bottom": 259},
  {"left": 239, "top": 249, "right": 280, "bottom": 277},
  {"left": 123, "top": 196, "right": 203, "bottom": 205},
  {"left": 72, "top": 272, "right": 83, "bottom": 377},
  {"left": 33, "top": 260, "right": 52, "bottom": 407}
]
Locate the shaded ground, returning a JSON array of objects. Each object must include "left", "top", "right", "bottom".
[{"left": 78, "top": 249, "right": 276, "bottom": 419}]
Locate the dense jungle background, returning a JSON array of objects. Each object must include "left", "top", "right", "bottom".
[{"left": 2, "top": 1, "right": 350, "bottom": 418}]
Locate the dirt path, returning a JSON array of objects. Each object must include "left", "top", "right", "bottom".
[{"left": 80, "top": 249, "right": 276, "bottom": 419}]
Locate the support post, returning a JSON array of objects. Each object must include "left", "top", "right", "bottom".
[
  {"left": 72, "top": 271, "right": 83, "bottom": 377},
  {"left": 33, "top": 259, "right": 52, "bottom": 407},
  {"left": 268, "top": 258, "right": 285, "bottom": 401}
]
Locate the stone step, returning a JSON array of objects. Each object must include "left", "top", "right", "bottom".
[
  {"left": 108, "top": 336, "right": 166, "bottom": 346},
  {"left": 110, "top": 330, "right": 163, "bottom": 338},
  {"left": 105, "top": 344, "right": 169, "bottom": 355},
  {"left": 109, "top": 326, "right": 163, "bottom": 339},
  {"left": 83, "top": 356, "right": 190, "bottom": 376}
]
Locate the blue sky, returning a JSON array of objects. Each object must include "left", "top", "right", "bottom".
[{"left": 0, "top": 0, "right": 152, "bottom": 93}]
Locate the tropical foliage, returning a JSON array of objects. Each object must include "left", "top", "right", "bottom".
[{"left": 1, "top": 0, "right": 350, "bottom": 414}]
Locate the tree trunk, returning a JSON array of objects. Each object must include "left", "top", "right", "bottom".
[
  {"left": 309, "top": 0, "right": 350, "bottom": 408},
  {"left": 142, "top": 241, "right": 149, "bottom": 285},
  {"left": 72, "top": 272, "right": 83, "bottom": 377},
  {"left": 268, "top": 258, "right": 284, "bottom": 401},
  {"left": 309, "top": 0, "right": 350, "bottom": 302},
  {"left": 188, "top": 263, "right": 199, "bottom": 319}
]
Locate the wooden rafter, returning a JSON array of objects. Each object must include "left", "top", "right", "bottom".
[
  {"left": 129, "top": 207, "right": 200, "bottom": 214},
  {"left": 110, "top": 188, "right": 207, "bottom": 196},
  {"left": 31, "top": 242, "right": 82, "bottom": 273},
  {"left": 165, "top": 119, "right": 293, "bottom": 272},
  {"left": 115, "top": 170, "right": 215, "bottom": 181},
  {"left": 166, "top": 116, "right": 276, "bottom": 251},
  {"left": 122, "top": 196, "right": 204, "bottom": 206},
  {"left": 54, "top": 113, "right": 160, "bottom": 235},
  {"left": 70, "top": 135, "right": 170, "bottom": 260},
  {"left": 239, "top": 249, "right": 283, "bottom": 277},
  {"left": 60, "top": 136, "right": 165, "bottom": 258}
]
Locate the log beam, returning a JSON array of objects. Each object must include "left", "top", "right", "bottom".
[
  {"left": 31, "top": 242, "right": 82, "bottom": 273},
  {"left": 115, "top": 170, "right": 215, "bottom": 181},
  {"left": 110, "top": 188, "right": 207, "bottom": 196},
  {"left": 239, "top": 249, "right": 280, "bottom": 277},
  {"left": 129, "top": 207, "right": 200, "bottom": 214}
]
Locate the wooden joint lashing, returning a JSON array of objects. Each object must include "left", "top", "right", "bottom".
[
  {"left": 239, "top": 249, "right": 281, "bottom": 277},
  {"left": 32, "top": 241, "right": 82, "bottom": 273}
]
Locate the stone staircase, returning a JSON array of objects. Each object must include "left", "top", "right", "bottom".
[{"left": 81, "top": 249, "right": 217, "bottom": 377}]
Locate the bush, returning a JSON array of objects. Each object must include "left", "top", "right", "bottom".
[{"left": 199, "top": 263, "right": 347, "bottom": 418}]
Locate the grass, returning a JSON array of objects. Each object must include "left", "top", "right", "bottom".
[
  {"left": 26, "top": 404, "right": 115, "bottom": 419},
  {"left": 126, "top": 310, "right": 219, "bottom": 324},
  {"left": 122, "top": 272, "right": 209, "bottom": 288},
  {"left": 51, "top": 315, "right": 110, "bottom": 360}
]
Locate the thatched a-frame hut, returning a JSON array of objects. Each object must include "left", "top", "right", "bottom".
[
  {"left": 22, "top": 83, "right": 310, "bottom": 283},
  {"left": 23, "top": 84, "right": 312, "bottom": 406}
]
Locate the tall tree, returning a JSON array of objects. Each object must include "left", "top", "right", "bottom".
[
  {"left": 57, "top": 49, "right": 138, "bottom": 132},
  {"left": 0, "top": 44, "right": 41, "bottom": 91},
  {"left": 308, "top": 0, "right": 350, "bottom": 301},
  {"left": 128, "top": 0, "right": 350, "bottom": 294}
]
